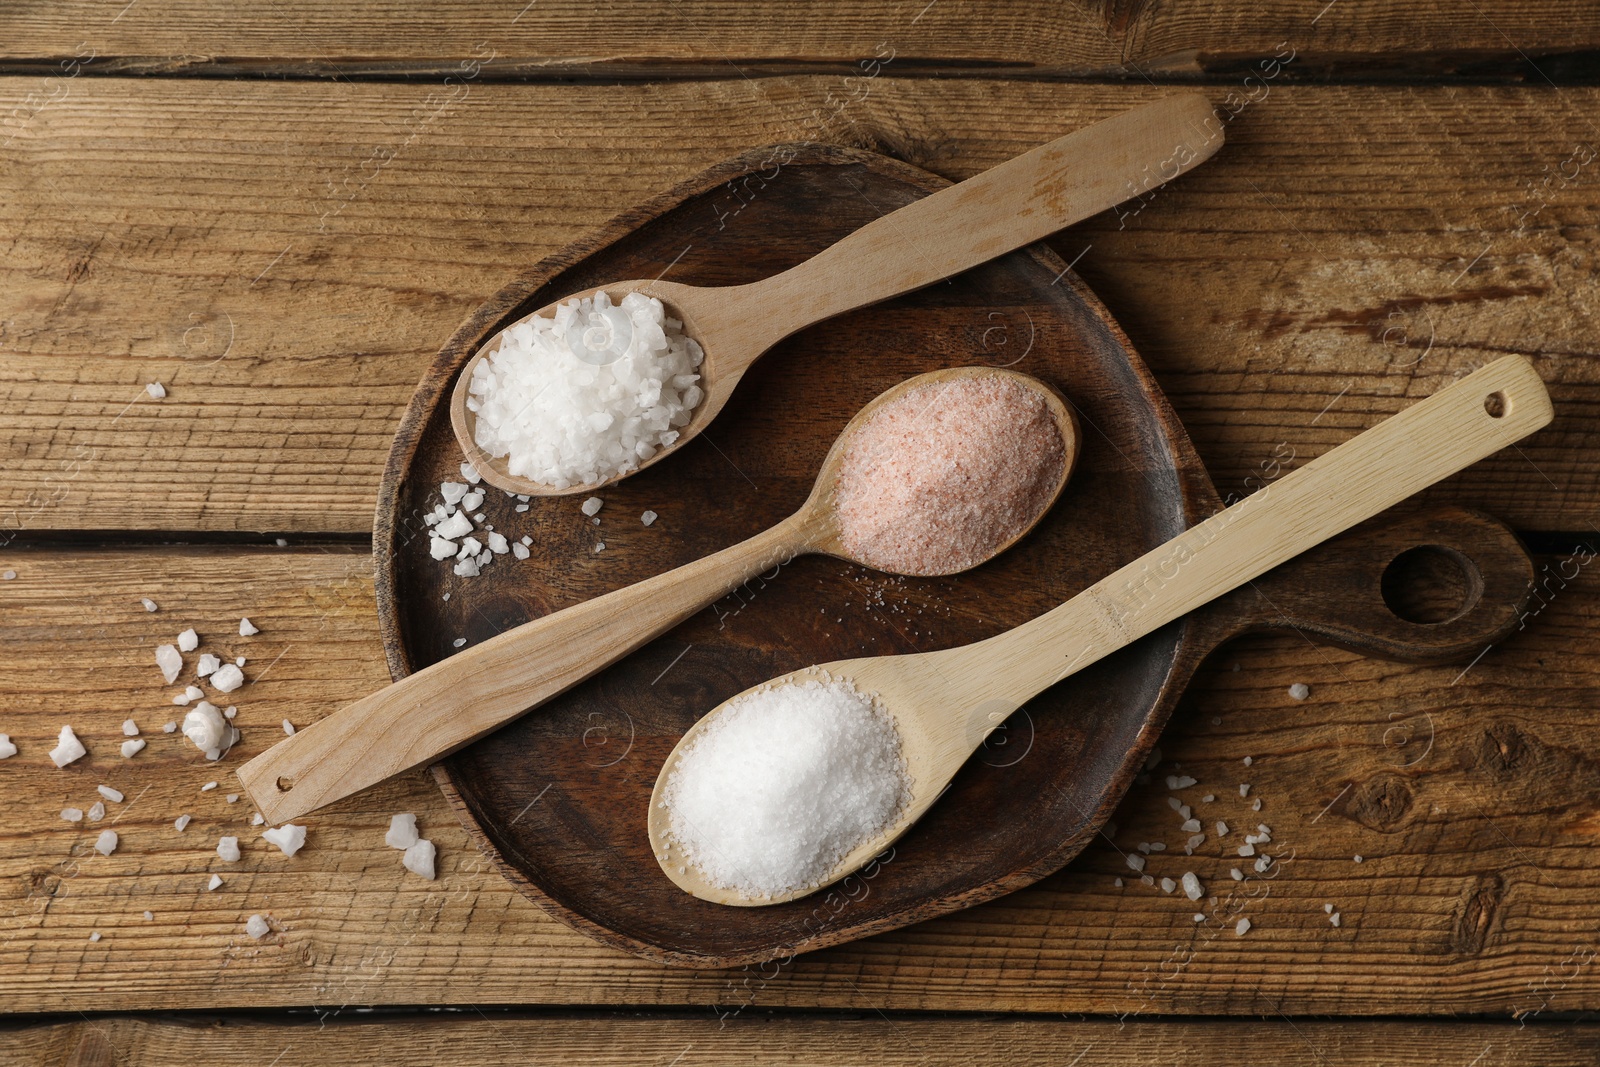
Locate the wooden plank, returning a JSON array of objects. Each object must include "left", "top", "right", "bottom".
[
  {"left": 0, "top": 1, "right": 1595, "bottom": 75},
  {"left": 0, "top": 79, "right": 1595, "bottom": 536},
  {"left": 1, "top": 544, "right": 1599, "bottom": 1014},
  {"left": 4, "top": 1014, "right": 1600, "bottom": 1066}
]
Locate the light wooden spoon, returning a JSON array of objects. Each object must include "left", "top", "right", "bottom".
[
  {"left": 239, "top": 367, "right": 1077, "bottom": 824},
  {"left": 452, "top": 92, "right": 1220, "bottom": 496},
  {"left": 649, "top": 355, "right": 1553, "bottom": 906}
]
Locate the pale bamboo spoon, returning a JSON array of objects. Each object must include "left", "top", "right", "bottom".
[
  {"left": 453, "top": 92, "right": 1219, "bottom": 496},
  {"left": 649, "top": 355, "right": 1554, "bottom": 906},
  {"left": 239, "top": 367, "right": 1077, "bottom": 824}
]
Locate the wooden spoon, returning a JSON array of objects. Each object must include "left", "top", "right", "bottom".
[
  {"left": 239, "top": 367, "right": 1078, "bottom": 824},
  {"left": 452, "top": 92, "right": 1219, "bottom": 496},
  {"left": 649, "top": 355, "right": 1553, "bottom": 906}
]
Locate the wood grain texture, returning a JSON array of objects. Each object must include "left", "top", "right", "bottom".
[
  {"left": 2, "top": 544, "right": 1599, "bottom": 1013},
  {"left": 4, "top": 1014, "right": 1600, "bottom": 1067},
  {"left": 0, "top": 0, "right": 1595, "bottom": 75},
  {"left": 0, "top": 78, "right": 1595, "bottom": 536}
]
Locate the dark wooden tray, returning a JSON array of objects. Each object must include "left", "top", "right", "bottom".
[{"left": 373, "top": 144, "right": 1534, "bottom": 968}]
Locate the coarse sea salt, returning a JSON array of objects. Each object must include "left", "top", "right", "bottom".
[
  {"left": 466, "top": 291, "right": 704, "bottom": 488},
  {"left": 50, "top": 725, "right": 86, "bottom": 767},
  {"left": 262, "top": 824, "right": 306, "bottom": 857},
  {"left": 95, "top": 830, "right": 118, "bottom": 856},
  {"left": 155, "top": 644, "right": 182, "bottom": 684},
  {"left": 245, "top": 914, "right": 270, "bottom": 939},
  {"left": 0, "top": 734, "right": 14, "bottom": 759},
  {"left": 661, "top": 677, "right": 908, "bottom": 899},
  {"left": 833, "top": 375, "right": 1065, "bottom": 576}
]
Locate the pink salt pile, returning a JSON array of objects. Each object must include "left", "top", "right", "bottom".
[{"left": 833, "top": 374, "right": 1066, "bottom": 575}]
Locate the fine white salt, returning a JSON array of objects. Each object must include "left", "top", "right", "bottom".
[
  {"left": 50, "top": 725, "right": 86, "bottom": 767},
  {"left": 660, "top": 677, "right": 908, "bottom": 899},
  {"left": 466, "top": 291, "right": 704, "bottom": 488}
]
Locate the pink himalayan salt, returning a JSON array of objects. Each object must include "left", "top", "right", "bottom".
[{"left": 833, "top": 375, "right": 1065, "bottom": 575}]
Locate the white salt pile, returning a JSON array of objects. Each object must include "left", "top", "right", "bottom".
[
  {"left": 660, "top": 677, "right": 908, "bottom": 899},
  {"left": 466, "top": 291, "right": 704, "bottom": 488}
]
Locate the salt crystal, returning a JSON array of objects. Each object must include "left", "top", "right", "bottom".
[
  {"left": 581, "top": 496, "right": 603, "bottom": 517},
  {"left": 459, "top": 461, "right": 481, "bottom": 485},
  {"left": 1149, "top": 842, "right": 1166, "bottom": 852},
  {"left": 594, "top": 542, "right": 605, "bottom": 552},
  {"left": 201, "top": 781, "right": 218, "bottom": 791},
  {"left": 197, "top": 652, "right": 221, "bottom": 677},
  {"left": 244, "top": 914, "right": 270, "bottom": 939},
  {"left": 1182, "top": 872, "right": 1203, "bottom": 900},
  {"left": 1230, "top": 868, "right": 1244, "bottom": 880},
  {"left": 403, "top": 839, "right": 437, "bottom": 880},
  {"left": 275, "top": 538, "right": 288, "bottom": 547},
  {"left": 512, "top": 543, "right": 530, "bottom": 560},
  {"left": 50, "top": 725, "right": 86, "bottom": 767},
  {"left": 1179, "top": 804, "right": 1192, "bottom": 820},
  {"left": 208, "top": 874, "right": 222, "bottom": 890},
  {"left": 1193, "top": 913, "right": 1206, "bottom": 923},
  {"left": 1236, "top": 918, "right": 1251, "bottom": 936},
  {"left": 1126, "top": 854, "right": 1146, "bottom": 873},
  {"left": 226, "top": 794, "right": 238, "bottom": 803},
  {"left": 1160, "top": 877, "right": 1176, "bottom": 894},
  {"left": 174, "top": 814, "right": 191, "bottom": 831},
  {"left": 251, "top": 813, "right": 264, "bottom": 825},
  {"left": 0, "top": 734, "right": 14, "bottom": 759},
  {"left": 1354, "top": 855, "right": 1364, "bottom": 863},
  {"left": 94, "top": 829, "right": 118, "bottom": 856},
  {"left": 486, "top": 532, "right": 509, "bottom": 554},
  {"left": 514, "top": 504, "right": 529, "bottom": 512},
  {"left": 1239, "top": 783, "right": 1251, "bottom": 797},
  {"left": 1114, "top": 877, "right": 1123, "bottom": 887},
  {"left": 87, "top": 801, "right": 105, "bottom": 821},
  {"left": 1186, "top": 833, "right": 1206, "bottom": 850},
  {"left": 210, "top": 664, "right": 244, "bottom": 692},
  {"left": 440, "top": 481, "right": 468, "bottom": 506},
  {"left": 1238, "top": 843, "right": 1256, "bottom": 857},
  {"left": 141, "top": 598, "right": 158, "bottom": 612},
  {"left": 1288, "top": 682, "right": 1310, "bottom": 701},
  {"left": 143, "top": 910, "right": 152, "bottom": 920},
  {"left": 642, "top": 510, "right": 657, "bottom": 526},
  {"left": 262, "top": 824, "right": 306, "bottom": 857},
  {"left": 386, "top": 813, "right": 419, "bottom": 850},
  {"left": 155, "top": 644, "right": 182, "bottom": 684},
  {"left": 519, "top": 535, "right": 532, "bottom": 546},
  {"left": 1252, "top": 798, "right": 1262, "bottom": 811},
  {"left": 1243, "top": 755, "right": 1253, "bottom": 766},
  {"left": 1217, "top": 820, "right": 1229, "bottom": 836},
  {"left": 163, "top": 721, "right": 177, "bottom": 733},
  {"left": 239, "top": 617, "right": 260, "bottom": 636},
  {"left": 1324, "top": 903, "right": 1334, "bottom": 913},
  {"left": 122, "top": 719, "right": 139, "bottom": 736},
  {"left": 1330, "top": 912, "right": 1342, "bottom": 927},
  {"left": 1137, "top": 842, "right": 1151, "bottom": 854},
  {"left": 146, "top": 381, "right": 166, "bottom": 399},
  {"left": 461, "top": 489, "right": 484, "bottom": 513},
  {"left": 121, "top": 738, "right": 146, "bottom": 758},
  {"left": 452, "top": 637, "right": 466, "bottom": 648},
  {"left": 453, "top": 556, "right": 480, "bottom": 578},
  {"left": 1202, "top": 794, "right": 1215, "bottom": 803},
  {"left": 660, "top": 677, "right": 908, "bottom": 898},
  {"left": 1141, "top": 874, "right": 1154, "bottom": 886},
  {"left": 223, "top": 705, "right": 237, "bottom": 719},
  {"left": 89, "top": 931, "right": 101, "bottom": 942},
  {"left": 1167, "top": 797, "right": 1182, "bottom": 811},
  {"left": 1181, "top": 818, "right": 1201, "bottom": 833},
  {"left": 0, "top": 570, "right": 12, "bottom": 580},
  {"left": 282, "top": 719, "right": 295, "bottom": 735},
  {"left": 183, "top": 702, "right": 228, "bottom": 754},
  {"left": 217, "top": 836, "right": 240, "bottom": 861},
  {"left": 436, "top": 511, "right": 473, "bottom": 540},
  {"left": 1255, "top": 856, "right": 1272, "bottom": 873},
  {"left": 833, "top": 376, "right": 1065, "bottom": 575},
  {"left": 178, "top": 628, "right": 199, "bottom": 652},
  {"left": 61, "top": 807, "right": 83, "bottom": 822},
  {"left": 1174, "top": 775, "right": 1197, "bottom": 789}
]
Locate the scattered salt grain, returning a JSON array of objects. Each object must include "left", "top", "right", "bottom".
[
  {"left": 121, "top": 738, "right": 146, "bottom": 758},
  {"left": 1180, "top": 818, "right": 1201, "bottom": 833},
  {"left": 660, "top": 677, "right": 909, "bottom": 898},
  {"left": 223, "top": 705, "right": 237, "bottom": 719},
  {"left": 50, "top": 725, "right": 86, "bottom": 767},
  {"left": 1202, "top": 794, "right": 1215, "bottom": 803},
  {"left": 87, "top": 801, "right": 105, "bottom": 821},
  {"left": 217, "top": 836, "right": 240, "bottom": 861},
  {"left": 487, "top": 532, "right": 509, "bottom": 554},
  {"left": 441, "top": 481, "right": 468, "bottom": 506},
  {"left": 1238, "top": 843, "right": 1256, "bottom": 857},
  {"left": 594, "top": 542, "right": 606, "bottom": 552},
  {"left": 581, "top": 496, "right": 603, "bottom": 517},
  {"left": 1181, "top": 872, "right": 1203, "bottom": 900},
  {"left": 452, "top": 638, "right": 467, "bottom": 648},
  {"left": 1239, "top": 783, "right": 1251, "bottom": 797},
  {"left": 466, "top": 291, "right": 704, "bottom": 488},
  {"left": 1324, "top": 903, "right": 1334, "bottom": 913},
  {"left": 1160, "top": 877, "right": 1177, "bottom": 894},
  {"left": 141, "top": 598, "right": 158, "bottom": 612},
  {"left": 403, "top": 839, "right": 437, "bottom": 880},
  {"left": 1193, "top": 913, "right": 1206, "bottom": 923},
  {"left": 226, "top": 794, "right": 238, "bottom": 803},
  {"left": 245, "top": 914, "right": 270, "bottom": 939},
  {"left": 235, "top": 657, "right": 244, "bottom": 667},
  {"left": 0, "top": 570, "right": 12, "bottom": 580},
  {"left": 1126, "top": 854, "right": 1146, "bottom": 873},
  {"left": 163, "top": 721, "right": 177, "bottom": 733},
  {"left": 201, "top": 781, "right": 218, "bottom": 792},
  {"left": 1288, "top": 682, "right": 1310, "bottom": 701},
  {"left": 386, "top": 813, "right": 419, "bottom": 850},
  {"left": 174, "top": 814, "right": 191, "bottom": 831},
  {"left": 178, "top": 628, "right": 199, "bottom": 652},
  {"left": 282, "top": 719, "right": 295, "bottom": 735},
  {"left": 262, "top": 824, "right": 306, "bottom": 857},
  {"left": 1354, "top": 855, "right": 1364, "bottom": 863},
  {"left": 122, "top": 719, "right": 139, "bottom": 737},
  {"left": 833, "top": 375, "right": 1065, "bottom": 576},
  {"left": 435, "top": 511, "right": 473, "bottom": 540},
  {"left": 1216, "top": 820, "right": 1230, "bottom": 836},
  {"left": 275, "top": 538, "right": 288, "bottom": 547},
  {"left": 1236, "top": 918, "right": 1251, "bottom": 936},
  {"left": 94, "top": 829, "right": 118, "bottom": 856},
  {"left": 1252, "top": 798, "right": 1263, "bottom": 811},
  {"left": 1330, "top": 912, "right": 1342, "bottom": 927},
  {"left": 210, "top": 664, "right": 244, "bottom": 693},
  {"left": 461, "top": 489, "right": 485, "bottom": 513},
  {"left": 61, "top": 807, "right": 83, "bottom": 822},
  {"left": 251, "top": 813, "right": 264, "bottom": 825},
  {"left": 1149, "top": 842, "right": 1166, "bottom": 852},
  {"left": 460, "top": 461, "right": 481, "bottom": 485},
  {"left": 89, "top": 931, "right": 101, "bottom": 942},
  {"left": 155, "top": 644, "right": 182, "bottom": 684},
  {"left": 512, "top": 543, "right": 530, "bottom": 560},
  {"left": 0, "top": 735, "right": 14, "bottom": 759},
  {"left": 208, "top": 874, "right": 222, "bottom": 890},
  {"left": 146, "top": 381, "right": 166, "bottom": 399},
  {"left": 197, "top": 652, "right": 221, "bottom": 678},
  {"left": 1230, "top": 868, "right": 1244, "bottom": 881},
  {"left": 1166, "top": 797, "right": 1182, "bottom": 811},
  {"left": 143, "top": 910, "right": 153, "bottom": 920},
  {"left": 642, "top": 510, "right": 657, "bottom": 526},
  {"left": 1243, "top": 755, "right": 1253, "bottom": 766}
]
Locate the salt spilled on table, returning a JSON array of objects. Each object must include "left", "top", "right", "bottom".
[
  {"left": 833, "top": 375, "right": 1065, "bottom": 575},
  {"left": 660, "top": 677, "right": 908, "bottom": 900},
  {"left": 467, "top": 291, "right": 704, "bottom": 488}
]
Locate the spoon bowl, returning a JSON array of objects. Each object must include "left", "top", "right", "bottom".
[
  {"left": 449, "top": 93, "right": 1220, "bottom": 496},
  {"left": 648, "top": 355, "right": 1554, "bottom": 906}
]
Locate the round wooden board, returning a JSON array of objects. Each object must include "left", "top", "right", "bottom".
[{"left": 371, "top": 144, "right": 1529, "bottom": 968}]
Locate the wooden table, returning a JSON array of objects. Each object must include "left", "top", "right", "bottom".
[{"left": 3, "top": 3, "right": 1599, "bottom": 1062}]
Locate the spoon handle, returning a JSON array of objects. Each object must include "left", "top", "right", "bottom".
[
  {"left": 238, "top": 513, "right": 818, "bottom": 823},
  {"left": 962, "top": 356, "right": 1553, "bottom": 713},
  {"left": 733, "top": 94, "right": 1220, "bottom": 352}
]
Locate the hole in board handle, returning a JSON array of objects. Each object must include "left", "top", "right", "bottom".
[
  {"left": 275, "top": 775, "right": 294, "bottom": 793},
  {"left": 1484, "top": 391, "right": 1507, "bottom": 418}
]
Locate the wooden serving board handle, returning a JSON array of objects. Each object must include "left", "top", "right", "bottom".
[
  {"left": 963, "top": 356, "right": 1553, "bottom": 708},
  {"left": 738, "top": 94, "right": 1221, "bottom": 351},
  {"left": 238, "top": 512, "right": 819, "bottom": 824},
  {"left": 1214, "top": 504, "right": 1536, "bottom": 662}
]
